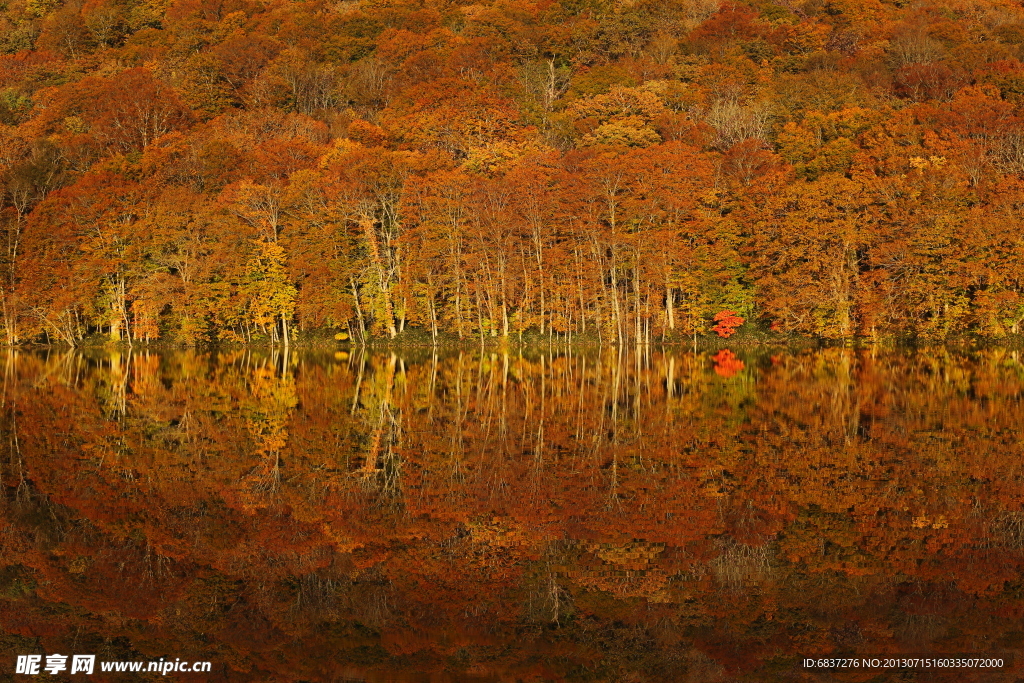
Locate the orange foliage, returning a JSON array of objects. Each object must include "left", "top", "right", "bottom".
[{"left": 0, "top": 0, "right": 1022, "bottom": 344}]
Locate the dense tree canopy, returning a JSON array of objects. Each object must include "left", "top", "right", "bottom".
[{"left": 2, "top": 0, "right": 1024, "bottom": 344}]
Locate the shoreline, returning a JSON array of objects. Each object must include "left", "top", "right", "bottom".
[{"left": 4, "top": 332, "right": 1017, "bottom": 353}]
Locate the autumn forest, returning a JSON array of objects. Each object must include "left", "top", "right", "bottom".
[{"left": 2, "top": 0, "right": 1024, "bottom": 345}]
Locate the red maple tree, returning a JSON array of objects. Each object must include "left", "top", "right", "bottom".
[{"left": 711, "top": 310, "right": 745, "bottom": 338}]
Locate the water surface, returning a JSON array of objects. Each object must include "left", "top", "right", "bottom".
[{"left": 2, "top": 347, "right": 1023, "bottom": 681}]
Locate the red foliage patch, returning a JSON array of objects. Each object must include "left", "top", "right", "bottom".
[
  {"left": 711, "top": 310, "right": 745, "bottom": 338},
  {"left": 712, "top": 349, "right": 745, "bottom": 377}
]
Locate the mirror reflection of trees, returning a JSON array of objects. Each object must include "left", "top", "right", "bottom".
[{"left": 2, "top": 348, "right": 1024, "bottom": 681}]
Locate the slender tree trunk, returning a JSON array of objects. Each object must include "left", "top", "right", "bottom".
[
  {"left": 610, "top": 262, "right": 622, "bottom": 345},
  {"left": 499, "top": 256, "right": 509, "bottom": 338},
  {"left": 575, "top": 248, "right": 586, "bottom": 336},
  {"left": 360, "top": 217, "right": 397, "bottom": 338},
  {"left": 426, "top": 273, "right": 438, "bottom": 344},
  {"left": 351, "top": 276, "right": 367, "bottom": 344},
  {"left": 109, "top": 278, "right": 127, "bottom": 342},
  {"left": 429, "top": 296, "right": 438, "bottom": 345},
  {"left": 666, "top": 284, "right": 675, "bottom": 331}
]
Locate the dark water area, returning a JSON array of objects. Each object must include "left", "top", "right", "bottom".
[{"left": 2, "top": 347, "right": 1024, "bottom": 682}]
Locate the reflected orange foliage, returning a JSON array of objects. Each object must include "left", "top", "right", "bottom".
[{"left": 0, "top": 349, "right": 1022, "bottom": 680}]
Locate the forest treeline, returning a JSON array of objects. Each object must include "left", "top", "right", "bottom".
[{"left": 2, "top": 0, "right": 1024, "bottom": 344}]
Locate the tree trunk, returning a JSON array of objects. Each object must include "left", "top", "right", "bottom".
[
  {"left": 666, "top": 285, "right": 675, "bottom": 331},
  {"left": 351, "top": 276, "right": 367, "bottom": 344},
  {"left": 360, "top": 217, "right": 397, "bottom": 338}
]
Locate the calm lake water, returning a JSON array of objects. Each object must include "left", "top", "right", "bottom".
[{"left": 2, "top": 347, "right": 1023, "bottom": 682}]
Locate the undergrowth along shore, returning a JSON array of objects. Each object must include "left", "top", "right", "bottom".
[{"left": 15, "top": 325, "right": 1020, "bottom": 352}]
